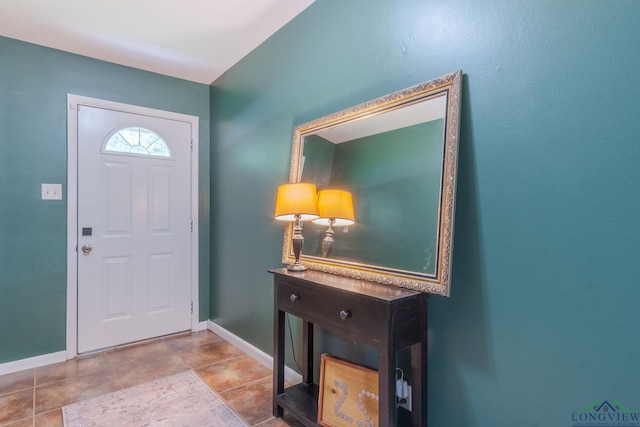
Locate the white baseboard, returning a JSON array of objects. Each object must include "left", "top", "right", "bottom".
[
  {"left": 207, "top": 320, "right": 302, "bottom": 385},
  {"left": 0, "top": 351, "right": 67, "bottom": 376},
  {"left": 193, "top": 321, "right": 208, "bottom": 332}
]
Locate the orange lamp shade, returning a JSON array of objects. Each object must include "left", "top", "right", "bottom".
[
  {"left": 274, "top": 183, "right": 320, "bottom": 221},
  {"left": 313, "top": 189, "right": 355, "bottom": 226}
]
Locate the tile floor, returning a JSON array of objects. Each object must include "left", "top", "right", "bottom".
[{"left": 0, "top": 330, "right": 304, "bottom": 427}]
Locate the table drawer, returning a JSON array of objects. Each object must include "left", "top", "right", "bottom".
[{"left": 276, "top": 280, "right": 382, "bottom": 342}]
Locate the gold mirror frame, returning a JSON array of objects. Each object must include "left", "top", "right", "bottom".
[{"left": 282, "top": 70, "right": 462, "bottom": 296}]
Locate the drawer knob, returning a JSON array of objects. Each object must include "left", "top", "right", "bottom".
[
  {"left": 290, "top": 294, "right": 299, "bottom": 303},
  {"left": 339, "top": 309, "right": 351, "bottom": 320}
]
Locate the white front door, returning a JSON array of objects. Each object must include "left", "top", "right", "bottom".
[{"left": 76, "top": 105, "right": 193, "bottom": 354}]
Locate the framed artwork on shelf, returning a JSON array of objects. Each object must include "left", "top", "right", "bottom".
[{"left": 318, "top": 354, "right": 379, "bottom": 427}]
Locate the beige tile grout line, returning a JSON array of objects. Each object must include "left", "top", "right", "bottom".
[
  {"left": 103, "top": 352, "right": 126, "bottom": 392},
  {"left": 216, "top": 373, "right": 273, "bottom": 394},
  {"left": 190, "top": 352, "right": 249, "bottom": 371}
]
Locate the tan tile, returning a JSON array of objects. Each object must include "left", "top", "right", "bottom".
[
  {"left": 254, "top": 414, "right": 307, "bottom": 427},
  {"left": 0, "top": 369, "right": 33, "bottom": 396},
  {"left": 36, "top": 353, "right": 112, "bottom": 386},
  {"left": 1, "top": 417, "right": 33, "bottom": 427},
  {"left": 0, "top": 388, "right": 33, "bottom": 425},
  {"left": 221, "top": 376, "right": 274, "bottom": 426},
  {"left": 196, "top": 355, "right": 271, "bottom": 393},
  {"left": 35, "top": 409, "right": 63, "bottom": 427},
  {"left": 163, "top": 330, "right": 222, "bottom": 351},
  {"left": 110, "top": 353, "right": 190, "bottom": 388},
  {"left": 104, "top": 340, "right": 173, "bottom": 365},
  {"left": 178, "top": 340, "right": 245, "bottom": 369},
  {"left": 35, "top": 370, "right": 121, "bottom": 414}
]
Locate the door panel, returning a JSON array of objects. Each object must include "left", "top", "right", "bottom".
[
  {"left": 77, "top": 105, "right": 192, "bottom": 353},
  {"left": 103, "top": 256, "right": 132, "bottom": 320},
  {"left": 149, "top": 167, "right": 172, "bottom": 231},
  {"left": 106, "top": 163, "right": 131, "bottom": 233}
]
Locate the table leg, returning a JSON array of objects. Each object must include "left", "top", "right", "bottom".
[
  {"left": 302, "top": 320, "right": 313, "bottom": 384},
  {"left": 379, "top": 340, "right": 396, "bottom": 427},
  {"left": 273, "top": 308, "right": 285, "bottom": 417},
  {"left": 410, "top": 295, "right": 428, "bottom": 426}
]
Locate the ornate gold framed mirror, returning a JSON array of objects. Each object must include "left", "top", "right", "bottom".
[{"left": 281, "top": 70, "right": 462, "bottom": 296}]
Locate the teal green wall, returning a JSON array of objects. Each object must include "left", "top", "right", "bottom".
[
  {"left": 210, "top": 0, "right": 640, "bottom": 424},
  {"left": 0, "top": 36, "right": 210, "bottom": 364}
]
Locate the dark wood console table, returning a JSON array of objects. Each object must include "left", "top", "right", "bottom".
[{"left": 270, "top": 268, "right": 428, "bottom": 426}]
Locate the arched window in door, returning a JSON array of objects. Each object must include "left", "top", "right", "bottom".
[{"left": 103, "top": 127, "right": 172, "bottom": 158}]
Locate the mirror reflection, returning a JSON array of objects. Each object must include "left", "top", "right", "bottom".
[{"left": 282, "top": 71, "right": 461, "bottom": 295}]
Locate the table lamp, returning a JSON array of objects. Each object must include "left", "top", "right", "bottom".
[
  {"left": 275, "top": 183, "right": 319, "bottom": 271},
  {"left": 312, "top": 189, "right": 355, "bottom": 258}
]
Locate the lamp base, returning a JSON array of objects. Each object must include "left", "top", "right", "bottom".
[
  {"left": 287, "top": 262, "right": 307, "bottom": 272},
  {"left": 288, "top": 215, "right": 307, "bottom": 272},
  {"left": 321, "top": 219, "right": 336, "bottom": 258}
]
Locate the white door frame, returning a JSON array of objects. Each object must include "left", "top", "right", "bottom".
[{"left": 66, "top": 94, "right": 200, "bottom": 359}]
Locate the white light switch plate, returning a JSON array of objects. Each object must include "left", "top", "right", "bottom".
[{"left": 42, "top": 183, "right": 63, "bottom": 200}]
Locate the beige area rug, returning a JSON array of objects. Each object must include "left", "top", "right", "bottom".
[{"left": 62, "top": 370, "right": 250, "bottom": 427}]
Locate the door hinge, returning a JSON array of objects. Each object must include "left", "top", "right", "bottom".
[
  {"left": 190, "top": 220, "right": 193, "bottom": 232},
  {"left": 190, "top": 139, "right": 193, "bottom": 151},
  {"left": 191, "top": 301, "right": 194, "bottom": 314}
]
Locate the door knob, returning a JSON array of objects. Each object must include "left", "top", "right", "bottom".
[{"left": 81, "top": 244, "right": 93, "bottom": 254}]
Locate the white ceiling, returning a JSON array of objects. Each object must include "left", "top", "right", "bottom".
[{"left": 0, "top": 0, "right": 315, "bottom": 84}]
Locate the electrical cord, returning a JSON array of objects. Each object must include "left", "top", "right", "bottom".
[{"left": 286, "top": 313, "right": 304, "bottom": 373}]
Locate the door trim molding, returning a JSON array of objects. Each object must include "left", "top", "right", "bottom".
[{"left": 66, "top": 94, "right": 200, "bottom": 359}]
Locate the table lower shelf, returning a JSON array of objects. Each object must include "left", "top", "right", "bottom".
[{"left": 277, "top": 383, "right": 319, "bottom": 427}]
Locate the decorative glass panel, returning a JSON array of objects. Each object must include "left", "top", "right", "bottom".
[{"left": 104, "top": 127, "right": 171, "bottom": 158}]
